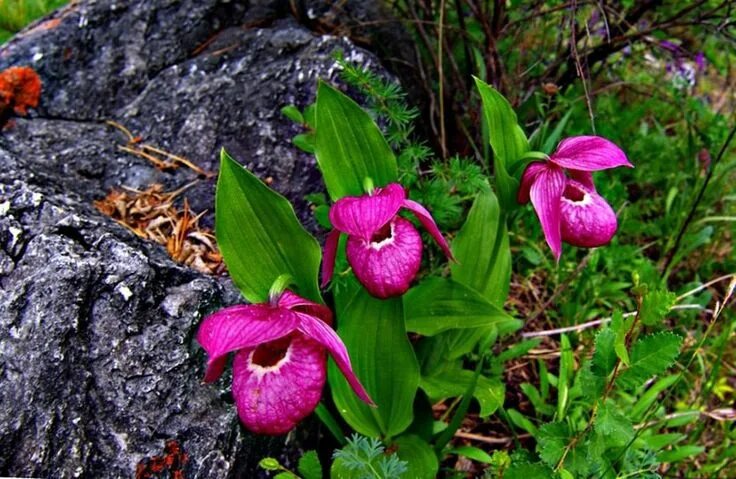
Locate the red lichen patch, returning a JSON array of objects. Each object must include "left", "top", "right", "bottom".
[
  {"left": 0, "top": 66, "right": 42, "bottom": 116},
  {"left": 94, "top": 183, "right": 225, "bottom": 275},
  {"left": 135, "top": 439, "right": 189, "bottom": 479}
]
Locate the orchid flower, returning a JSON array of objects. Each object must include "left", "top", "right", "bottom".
[
  {"left": 197, "top": 289, "right": 373, "bottom": 435},
  {"left": 321, "top": 183, "right": 453, "bottom": 298},
  {"left": 518, "top": 136, "right": 633, "bottom": 260}
]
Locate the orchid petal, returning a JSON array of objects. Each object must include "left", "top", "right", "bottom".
[
  {"left": 296, "top": 313, "right": 374, "bottom": 405},
  {"left": 551, "top": 136, "right": 632, "bottom": 171},
  {"left": 346, "top": 217, "right": 423, "bottom": 298},
  {"left": 568, "top": 169, "right": 596, "bottom": 191},
  {"left": 329, "top": 183, "right": 405, "bottom": 240},
  {"left": 320, "top": 230, "right": 341, "bottom": 288},
  {"left": 231, "top": 335, "right": 326, "bottom": 435},
  {"left": 518, "top": 161, "right": 548, "bottom": 204},
  {"left": 560, "top": 180, "right": 618, "bottom": 248},
  {"left": 402, "top": 199, "right": 454, "bottom": 260},
  {"left": 278, "top": 289, "right": 333, "bottom": 325},
  {"left": 196, "top": 305, "right": 299, "bottom": 382},
  {"left": 529, "top": 165, "right": 566, "bottom": 260}
]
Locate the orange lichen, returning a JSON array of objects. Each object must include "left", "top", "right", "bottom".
[
  {"left": 0, "top": 66, "right": 42, "bottom": 116},
  {"left": 135, "top": 439, "right": 189, "bottom": 479},
  {"left": 94, "top": 183, "right": 224, "bottom": 275}
]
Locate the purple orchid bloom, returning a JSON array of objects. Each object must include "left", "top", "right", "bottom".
[
  {"left": 518, "top": 136, "right": 633, "bottom": 260},
  {"left": 321, "top": 183, "right": 453, "bottom": 299},
  {"left": 197, "top": 290, "right": 373, "bottom": 435}
]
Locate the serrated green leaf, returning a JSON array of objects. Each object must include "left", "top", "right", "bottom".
[
  {"left": 505, "top": 462, "right": 554, "bottom": 479},
  {"left": 328, "top": 289, "right": 419, "bottom": 439},
  {"left": 393, "top": 435, "right": 438, "bottom": 479},
  {"left": 297, "top": 451, "right": 322, "bottom": 479},
  {"left": 474, "top": 77, "right": 529, "bottom": 210},
  {"left": 579, "top": 361, "right": 606, "bottom": 401},
  {"left": 592, "top": 328, "right": 617, "bottom": 377},
  {"left": 420, "top": 368, "right": 504, "bottom": 417},
  {"left": 640, "top": 289, "right": 677, "bottom": 326},
  {"left": 450, "top": 189, "right": 511, "bottom": 307},
  {"left": 617, "top": 332, "right": 683, "bottom": 390},
  {"left": 404, "top": 277, "right": 517, "bottom": 336},
  {"left": 594, "top": 401, "right": 634, "bottom": 447},
  {"left": 314, "top": 82, "right": 398, "bottom": 200},
  {"left": 215, "top": 149, "right": 322, "bottom": 303},
  {"left": 537, "top": 422, "right": 570, "bottom": 468}
]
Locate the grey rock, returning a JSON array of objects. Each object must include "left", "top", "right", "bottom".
[{"left": 0, "top": 0, "right": 405, "bottom": 477}]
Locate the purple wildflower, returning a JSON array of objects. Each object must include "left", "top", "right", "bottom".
[
  {"left": 197, "top": 290, "right": 373, "bottom": 435},
  {"left": 518, "top": 136, "right": 633, "bottom": 259},
  {"left": 321, "top": 183, "right": 453, "bottom": 298}
]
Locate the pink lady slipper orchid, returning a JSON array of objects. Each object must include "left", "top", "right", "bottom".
[
  {"left": 197, "top": 289, "right": 373, "bottom": 435},
  {"left": 321, "top": 183, "right": 453, "bottom": 299},
  {"left": 518, "top": 136, "right": 633, "bottom": 260}
]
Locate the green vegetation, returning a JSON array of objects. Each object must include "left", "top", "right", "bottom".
[{"left": 0, "top": 0, "right": 67, "bottom": 43}]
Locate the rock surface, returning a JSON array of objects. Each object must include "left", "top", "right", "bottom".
[{"left": 0, "top": 0, "right": 406, "bottom": 477}]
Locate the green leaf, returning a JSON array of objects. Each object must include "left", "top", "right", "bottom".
[
  {"left": 328, "top": 290, "right": 419, "bottom": 439},
  {"left": 474, "top": 77, "right": 529, "bottom": 210},
  {"left": 536, "top": 421, "right": 570, "bottom": 468},
  {"left": 314, "top": 82, "right": 398, "bottom": 200},
  {"left": 557, "top": 335, "right": 573, "bottom": 419},
  {"left": 393, "top": 435, "right": 439, "bottom": 479},
  {"left": 505, "top": 462, "right": 554, "bottom": 479},
  {"left": 617, "top": 332, "right": 683, "bottom": 391},
  {"left": 610, "top": 311, "right": 631, "bottom": 366},
  {"left": 450, "top": 446, "right": 494, "bottom": 463},
  {"left": 592, "top": 328, "right": 617, "bottom": 378},
  {"left": 642, "top": 433, "right": 685, "bottom": 452},
  {"left": 451, "top": 189, "right": 511, "bottom": 307},
  {"left": 216, "top": 149, "right": 322, "bottom": 303},
  {"left": 420, "top": 368, "right": 505, "bottom": 417},
  {"left": 404, "top": 277, "right": 517, "bottom": 336},
  {"left": 594, "top": 401, "right": 634, "bottom": 447},
  {"left": 630, "top": 374, "right": 680, "bottom": 421},
  {"left": 281, "top": 104, "right": 304, "bottom": 124},
  {"left": 292, "top": 132, "right": 315, "bottom": 153},
  {"left": 656, "top": 445, "right": 705, "bottom": 463},
  {"left": 640, "top": 289, "right": 677, "bottom": 326},
  {"left": 297, "top": 451, "right": 322, "bottom": 479},
  {"left": 541, "top": 108, "right": 574, "bottom": 154},
  {"left": 506, "top": 408, "right": 539, "bottom": 437}
]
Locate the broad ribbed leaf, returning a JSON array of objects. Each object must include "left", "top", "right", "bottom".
[
  {"left": 329, "top": 289, "right": 419, "bottom": 438},
  {"left": 216, "top": 149, "right": 322, "bottom": 303},
  {"left": 617, "top": 332, "right": 682, "bottom": 390},
  {"left": 451, "top": 189, "right": 511, "bottom": 307},
  {"left": 404, "top": 278, "right": 516, "bottom": 336},
  {"left": 393, "top": 435, "right": 439, "bottom": 479},
  {"left": 420, "top": 368, "right": 504, "bottom": 417},
  {"left": 474, "top": 77, "right": 529, "bottom": 209},
  {"left": 314, "top": 82, "right": 398, "bottom": 200}
]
